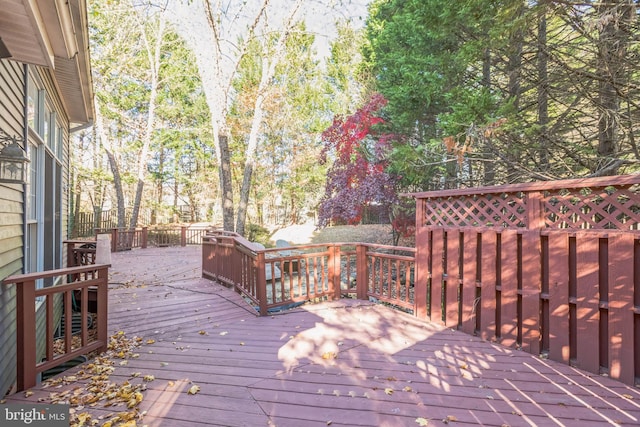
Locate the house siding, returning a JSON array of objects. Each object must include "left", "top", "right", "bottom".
[
  {"left": 0, "top": 59, "right": 25, "bottom": 396},
  {"left": 1, "top": 59, "right": 75, "bottom": 396}
]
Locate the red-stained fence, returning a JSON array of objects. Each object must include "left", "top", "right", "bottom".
[{"left": 410, "top": 174, "right": 640, "bottom": 385}]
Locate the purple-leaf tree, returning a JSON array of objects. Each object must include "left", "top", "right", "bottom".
[{"left": 318, "top": 93, "right": 400, "bottom": 227}]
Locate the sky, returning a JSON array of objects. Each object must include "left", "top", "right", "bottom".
[{"left": 168, "top": 0, "right": 370, "bottom": 61}]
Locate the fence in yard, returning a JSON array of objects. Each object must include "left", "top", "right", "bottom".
[
  {"left": 411, "top": 173, "right": 640, "bottom": 386},
  {"left": 94, "top": 225, "right": 211, "bottom": 252},
  {"left": 201, "top": 231, "right": 416, "bottom": 315}
]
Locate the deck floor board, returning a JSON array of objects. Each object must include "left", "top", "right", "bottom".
[{"left": 5, "top": 246, "right": 640, "bottom": 426}]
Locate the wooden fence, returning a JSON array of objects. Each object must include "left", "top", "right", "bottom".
[
  {"left": 410, "top": 174, "right": 640, "bottom": 386},
  {"left": 202, "top": 231, "right": 415, "bottom": 316},
  {"left": 2, "top": 264, "right": 110, "bottom": 391},
  {"left": 95, "top": 225, "right": 211, "bottom": 252}
]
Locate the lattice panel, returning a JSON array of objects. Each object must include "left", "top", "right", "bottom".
[
  {"left": 423, "top": 192, "right": 528, "bottom": 228},
  {"left": 543, "top": 184, "right": 640, "bottom": 230}
]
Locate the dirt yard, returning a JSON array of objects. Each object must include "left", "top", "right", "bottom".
[{"left": 269, "top": 223, "right": 415, "bottom": 247}]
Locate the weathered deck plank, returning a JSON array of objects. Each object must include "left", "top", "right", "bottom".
[{"left": 4, "top": 246, "right": 640, "bottom": 427}]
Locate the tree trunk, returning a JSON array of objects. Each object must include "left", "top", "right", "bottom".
[
  {"left": 595, "top": 1, "right": 632, "bottom": 174},
  {"left": 105, "top": 149, "right": 126, "bottom": 228},
  {"left": 537, "top": 4, "right": 549, "bottom": 171},
  {"left": 219, "top": 134, "right": 235, "bottom": 231}
]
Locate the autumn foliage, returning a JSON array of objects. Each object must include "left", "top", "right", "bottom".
[{"left": 318, "top": 94, "right": 399, "bottom": 227}]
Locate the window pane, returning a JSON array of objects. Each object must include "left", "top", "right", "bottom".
[
  {"left": 43, "top": 104, "right": 51, "bottom": 146},
  {"left": 27, "top": 77, "right": 38, "bottom": 130},
  {"left": 28, "top": 144, "right": 38, "bottom": 221}
]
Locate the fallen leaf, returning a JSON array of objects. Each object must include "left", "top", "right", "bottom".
[
  {"left": 444, "top": 415, "right": 457, "bottom": 423},
  {"left": 384, "top": 388, "right": 394, "bottom": 395},
  {"left": 187, "top": 385, "right": 200, "bottom": 395},
  {"left": 143, "top": 375, "right": 155, "bottom": 382},
  {"left": 160, "top": 362, "right": 169, "bottom": 367},
  {"left": 415, "top": 417, "right": 429, "bottom": 426},
  {"left": 219, "top": 331, "right": 229, "bottom": 336},
  {"left": 24, "top": 391, "right": 34, "bottom": 397},
  {"left": 321, "top": 352, "right": 337, "bottom": 360},
  {"left": 622, "top": 393, "right": 634, "bottom": 399},
  {"left": 198, "top": 330, "right": 207, "bottom": 335},
  {"left": 403, "top": 386, "right": 413, "bottom": 392},
  {"left": 146, "top": 339, "right": 155, "bottom": 344}
]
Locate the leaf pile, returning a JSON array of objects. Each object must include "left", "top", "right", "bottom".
[{"left": 41, "top": 331, "right": 149, "bottom": 427}]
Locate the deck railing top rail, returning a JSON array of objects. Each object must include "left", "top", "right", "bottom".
[{"left": 407, "top": 173, "right": 640, "bottom": 230}]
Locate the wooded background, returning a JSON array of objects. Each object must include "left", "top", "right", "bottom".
[{"left": 70, "top": 0, "right": 640, "bottom": 237}]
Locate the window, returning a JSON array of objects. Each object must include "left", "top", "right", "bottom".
[
  {"left": 25, "top": 71, "right": 65, "bottom": 285},
  {"left": 27, "top": 76, "right": 39, "bottom": 130}
]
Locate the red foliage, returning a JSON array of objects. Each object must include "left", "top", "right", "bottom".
[{"left": 318, "top": 94, "right": 400, "bottom": 227}]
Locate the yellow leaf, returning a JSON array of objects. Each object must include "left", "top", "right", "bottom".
[
  {"left": 101, "top": 422, "right": 112, "bottom": 427},
  {"left": 415, "top": 418, "right": 429, "bottom": 426},
  {"left": 198, "top": 330, "right": 207, "bottom": 335},
  {"left": 444, "top": 415, "right": 457, "bottom": 423},
  {"left": 384, "top": 388, "right": 394, "bottom": 395},
  {"left": 623, "top": 393, "right": 634, "bottom": 399},
  {"left": 187, "top": 385, "right": 200, "bottom": 395},
  {"left": 167, "top": 381, "right": 175, "bottom": 388},
  {"left": 403, "top": 386, "right": 413, "bottom": 392},
  {"left": 119, "top": 421, "right": 136, "bottom": 427},
  {"left": 127, "top": 398, "right": 137, "bottom": 408},
  {"left": 143, "top": 375, "right": 155, "bottom": 382},
  {"left": 146, "top": 339, "right": 155, "bottom": 344},
  {"left": 24, "top": 390, "right": 34, "bottom": 397},
  {"left": 321, "top": 352, "right": 337, "bottom": 360}
]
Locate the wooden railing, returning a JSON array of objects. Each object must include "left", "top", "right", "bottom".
[
  {"left": 65, "top": 239, "right": 97, "bottom": 267},
  {"left": 2, "top": 264, "right": 110, "bottom": 391},
  {"left": 96, "top": 225, "right": 211, "bottom": 252},
  {"left": 202, "top": 231, "right": 416, "bottom": 316},
  {"left": 410, "top": 174, "right": 640, "bottom": 386}
]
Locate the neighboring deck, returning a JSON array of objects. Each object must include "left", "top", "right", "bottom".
[{"left": 5, "top": 246, "right": 640, "bottom": 426}]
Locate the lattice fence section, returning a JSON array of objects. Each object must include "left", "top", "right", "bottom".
[
  {"left": 422, "top": 192, "right": 528, "bottom": 228},
  {"left": 543, "top": 184, "right": 640, "bottom": 230}
]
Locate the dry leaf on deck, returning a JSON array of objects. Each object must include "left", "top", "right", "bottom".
[
  {"left": 384, "top": 388, "right": 394, "bottom": 395},
  {"left": 187, "top": 385, "right": 200, "bottom": 395},
  {"left": 415, "top": 418, "right": 429, "bottom": 426}
]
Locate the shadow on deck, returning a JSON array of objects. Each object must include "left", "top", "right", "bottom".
[{"left": 5, "top": 246, "right": 640, "bottom": 427}]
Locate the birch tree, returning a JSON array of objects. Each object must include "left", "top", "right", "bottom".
[{"left": 170, "top": 0, "right": 366, "bottom": 233}]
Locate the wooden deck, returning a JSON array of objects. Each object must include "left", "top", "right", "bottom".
[{"left": 5, "top": 246, "right": 640, "bottom": 426}]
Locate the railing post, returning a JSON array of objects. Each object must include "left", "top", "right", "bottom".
[
  {"left": 414, "top": 198, "right": 429, "bottom": 319},
  {"left": 331, "top": 245, "right": 342, "bottom": 300},
  {"left": 181, "top": 226, "right": 187, "bottom": 247},
  {"left": 141, "top": 227, "right": 148, "bottom": 249},
  {"left": 96, "top": 265, "right": 109, "bottom": 353},
  {"left": 527, "top": 191, "right": 545, "bottom": 230},
  {"left": 66, "top": 242, "right": 76, "bottom": 268},
  {"left": 256, "top": 251, "right": 268, "bottom": 316},
  {"left": 355, "top": 244, "right": 368, "bottom": 300},
  {"left": 111, "top": 228, "right": 118, "bottom": 252},
  {"left": 15, "top": 279, "right": 37, "bottom": 391}
]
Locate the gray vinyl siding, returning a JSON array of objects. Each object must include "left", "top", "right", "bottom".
[
  {"left": 0, "top": 59, "right": 25, "bottom": 396},
  {"left": 1, "top": 59, "right": 75, "bottom": 395}
]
